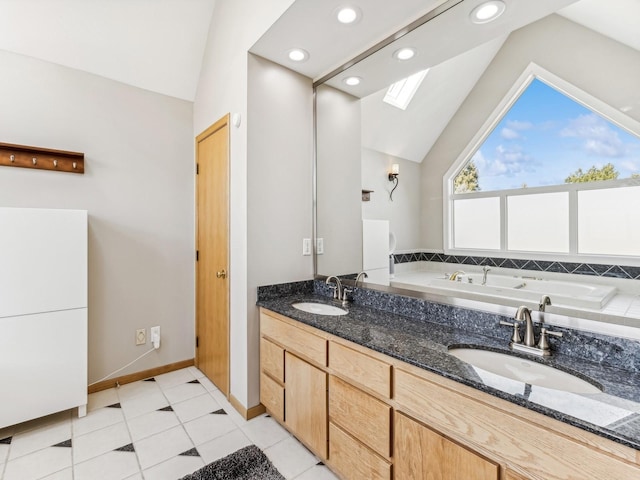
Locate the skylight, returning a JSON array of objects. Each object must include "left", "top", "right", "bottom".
[{"left": 383, "top": 69, "right": 428, "bottom": 110}]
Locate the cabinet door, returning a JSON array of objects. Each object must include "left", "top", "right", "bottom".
[
  {"left": 285, "top": 352, "right": 327, "bottom": 458},
  {"left": 394, "top": 412, "right": 499, "bottom": 480}
]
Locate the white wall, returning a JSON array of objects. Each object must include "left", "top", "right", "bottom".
[
  {"left": 0, "top": 49, "right": 195, "bottom": 383},
  {"left": 420, "top": 14, "right": 640, "bottom": 250},
  {"left": 247, "top": 55, "right": 313, "bottom": 406},
  {"left": 361, "top": 148, "right": 421, "bottom": 252},
  {"left": 193, "top": 0, "right": 297, "bottom": 408},
  {"left": 316, "top": 84, "right": 363, "bottom": 276}
]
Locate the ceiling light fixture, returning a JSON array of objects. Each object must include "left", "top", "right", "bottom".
[
  {"left": 343, "top": 76, "right": 362, "bottom": 86},
  {"left": 393, "top": 47, "right": 416, "bottom": 61},
  {"left": 288, "top": 48, "right": 309, "bottom": 62},
  {"left": 336, "top": 6, "right": 362, "bottom": 24},
  {"left": 470, "top": 0, "right": 506, "bottom": 24}
]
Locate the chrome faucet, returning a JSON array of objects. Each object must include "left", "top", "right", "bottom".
[
  {"left": 500, "top": 305, "right": 563, "bottom": 356},
  {"left": 355, "top": 271, "right": 368, "bottom": 287},
  {"left": 325, "top": 276, "right": 342, "bottom": 300},
  {"left": 449, "top": 271, "right": 466, "bottom": 281},
  {"left": 539, "top": 295, "right": 551, "bottom": 312},
  {"left": 482, "top": 265, "right": 491, "bottom": 285}
]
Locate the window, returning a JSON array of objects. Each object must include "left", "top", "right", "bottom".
[{"left": 446, "top": 64, "right": 640, "bottom": 261}]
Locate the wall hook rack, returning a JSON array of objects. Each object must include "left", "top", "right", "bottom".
[{"left": 0, "top": 142, "right": 84, "bottom": 174}]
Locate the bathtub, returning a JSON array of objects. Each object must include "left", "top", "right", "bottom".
[{"left": 392, "top": 271, "right": 617, "bottom": 310}]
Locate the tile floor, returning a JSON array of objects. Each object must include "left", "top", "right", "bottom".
[{"left": 0, "top": 367, "right": 339, "bottom": 480}]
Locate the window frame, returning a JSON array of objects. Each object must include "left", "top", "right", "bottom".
[{"left": 443, "top": 63, "right": 640, "bottom": 266}]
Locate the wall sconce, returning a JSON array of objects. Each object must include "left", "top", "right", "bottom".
[{"left": 388, "top": 163, "right": 399, "bottom": 201}]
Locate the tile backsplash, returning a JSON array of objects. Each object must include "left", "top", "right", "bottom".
[{"left": 392, "top": 252, "right": 640, "bottom": 280}]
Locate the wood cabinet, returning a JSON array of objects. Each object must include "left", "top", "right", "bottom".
[
  {"left": 259, "top": 310, "right": 328, "bottom": 458},
  {"left": 394, "top": 411, "right": 499, "bottom": 480},
  {"left": 285, "top": 352, "right": 327, "bottom": 457},
  {"left": 259, "top": 308, "right": 640, "bottom": 480}
]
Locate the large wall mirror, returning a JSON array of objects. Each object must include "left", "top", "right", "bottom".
[{"left": 315, "top": 0, "right": 640, "bottom": 334}]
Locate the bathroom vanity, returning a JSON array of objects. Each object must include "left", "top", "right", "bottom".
[{"left": 257, "top": 281, "right": 640, "bottom": 480}]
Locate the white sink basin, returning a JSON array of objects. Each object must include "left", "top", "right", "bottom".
[
  {"left": 448, "top": 348, "right": 601, "bottom": 394},
  {"left": 292, "top": 302, "right": 348, "bottom": 316}
]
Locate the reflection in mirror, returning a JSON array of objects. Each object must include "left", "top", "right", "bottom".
[{"left": 315, "top": 0, "right": 640, "bottom": 334}]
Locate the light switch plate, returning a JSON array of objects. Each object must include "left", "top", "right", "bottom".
[
  {"left": 316, "top": 238, "right": 324, "bottom": 255},
  {"left": 302, "top": 238, "right": 311, "bottom": 256}
]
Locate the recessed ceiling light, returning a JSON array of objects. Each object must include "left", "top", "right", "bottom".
[
  {"left": 336, "top": 6, "right": 362, "bottom": 24},
  {"left": 470, "top": 0, "right": 506, "bottom": 24},
  {"left": 288, "top": 48, "right": 309, "bottom": 62},
  {"left": 343, "top": 76, "right": 362, "bottom": 86},
  {"left": 393, "top": 47, "right": 416, "bottom": 61}
]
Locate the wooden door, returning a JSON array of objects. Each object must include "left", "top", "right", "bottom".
[
  {"left": 285, "top": 352, "right": 328, "bottom": 457},
  {"left": 196, "top": 114, "right": 230, "bottom": 395},
  {"left": 394, "top": 412, "right": 499, "bottom": 480}
]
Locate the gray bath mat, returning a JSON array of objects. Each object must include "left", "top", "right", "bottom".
[{"left": 179, "top": 445, "right": 285, "bottom": 480}]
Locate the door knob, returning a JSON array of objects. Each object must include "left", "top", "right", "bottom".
[{"left": 216, "top": 270, "right": 227, "bottom": 279}]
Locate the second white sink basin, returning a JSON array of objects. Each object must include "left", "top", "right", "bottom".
[
  {"left": 448, "top": 347, "right": 601, "bottom": 394},
  {"left": 292, "top": 302, "right": 348, "bottom": 316}
]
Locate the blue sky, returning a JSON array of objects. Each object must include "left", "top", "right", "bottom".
[{"left": 465, "top": 79, "right": 640, "bottom": 191}]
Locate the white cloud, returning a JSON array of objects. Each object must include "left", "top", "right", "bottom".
[
  {"left": 472, "top": 144, "right": 533, "bottom": 178},
  {"left": 560, "top": 114, "right": 626, "bottom": 157},
  {"left": 500, "top": 128, "right": 520, "bottom": 140},
  {"left": 506, "top": 120, "right": 533, "bottom": 131}
]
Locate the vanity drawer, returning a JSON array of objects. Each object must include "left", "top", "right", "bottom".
[
  {"left": 261, "top": 311, "right": 327, "bottom": 366},
  {"left": 329, "top": 375, "right": 391, "bottom": 457},
  {"left": 328, "top": 341, "right": 391, "bottom": 398},
  {"left": 260, "top": 372, "right": 284, "bottom": 422},
  {"left": 260, "top": 337, "right": 284, "bottom": 382},
  {"left": 329, "top": 422, "right": 391, "bottom": 480}
]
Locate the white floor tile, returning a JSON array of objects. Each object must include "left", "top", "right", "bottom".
[
  {"left": 74, "top": 450, "right": 140, "bottom": 480},
  {"left": 143, "top": 455, "right": 205, "bottom": 480},
  {"left": 41, "top": 467, "right": 74, "bottom": 480},
  {"left": 73, "top": 406, "right": 125, "bottom": 437},
  {"left": 127, "top": 410, "right": 180, "bottom": 442},
  {"left": 183, "top": 412, "right": 238, "bottom": 446},
  {"left": 9, "top": 420, "right": 72, "bottom": 460},
  {"left": 13, "top": 410, "right": 72, "bottom": 435},
  {"left": 87, "top": 388, "right": 119, "bottom": 412},
  {"left": 196, "top": 376, "right": 220, "bottom": 393},
  {"left": 294, "top": 464, "right": 340, "bottom": 480},
  {"left": 0, "top": 443, "right": 9, "bottom": 465},
  {"left": 3, "top": 446, "right": 71, "bottom": 480},
  {"left": 120, "top": 390, "right": 169, "bottom": 420},
  {"left": 172, "top": 393, "right": 221, "bottom": 423},
  {"left": 164, "top": 382, "right": 207, "bottom": 405},
  {"left": 187, "top": 367, "right": 205, "bottom": 379},
  {"left": 154, "top": 370, "right": 196, "bottom": 390},
  {"left": 197, "top": 428, "right": 251, "bottom": 464},
  {"left": 73, "top": 422, "right": 131, "bottom": 464},
  {"left": 116, "top": 380, "right": 162, "bottom": 402},
  {"left": 208, "top": 390, "right": 248, "bottom": 427},
  {"left": 264, "top": 436, "right": 320, "bottom": 480},
  {"left": 240, "top": 415, "right": 290, "bottom": 449},
  {"left": 123, "top": 473, "right": 144, "bottom": 480},
  {"left": 134, "top": 425, "right": 194, "bottom": 470}
]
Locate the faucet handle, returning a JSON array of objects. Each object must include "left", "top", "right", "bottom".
[
  {"left": 328, "top": 285, "right": 338, "bottom": 299},
  {"left": 538, "top": 327, "right": 562, "bottom": 351},
  {"left": 500, "top": 320, "right": 522, "bottom": 344}
]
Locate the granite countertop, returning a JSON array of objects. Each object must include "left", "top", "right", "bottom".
[{"left": 257, "top": 290, "right": 640, "bottom": 451}]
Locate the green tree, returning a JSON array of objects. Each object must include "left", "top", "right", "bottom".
[
  {"left": 454, "top": 161, "right": 480, "bottom": 193},
  {"left": 565, "top": 163, "right": 619, "bottom": 183}
]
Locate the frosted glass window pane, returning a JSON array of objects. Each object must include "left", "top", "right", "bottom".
[
  {"left": 578, "top": 186, "right": 640, "bottom": 256},
  {"left": 507, "top": 193, "right": 569, "bottom": 253},
  {"left": 453, "top": 198, "right": 500, "bottom": 249}
]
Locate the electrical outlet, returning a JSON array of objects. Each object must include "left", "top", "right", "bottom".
[
  {"left": 135, "top": 328, "right": 146, "bottom": 346},
  {"left": 316, "top": 238, "right": 324, "bottom": 255},
  {"left": 150, "top": 326, "right": 161, "bottom": 349},
  {"left": 302, "top": 238, "right": 311, "bottom": 256}
]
